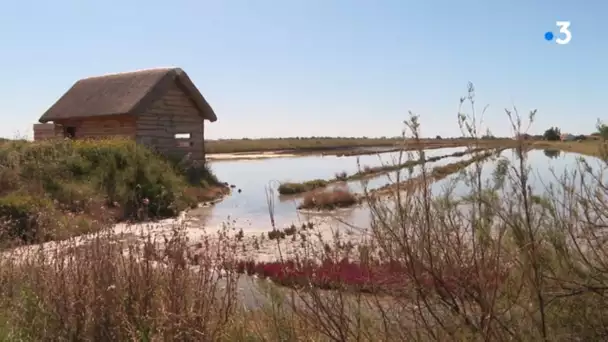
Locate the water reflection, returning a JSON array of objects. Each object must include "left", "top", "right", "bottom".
[
  {"left": 201, "top": 147, "right": 466, "bottom": 229},
  {"left": 193, "top": 148, "right": 602, "bottom": 233},
  {"left": 543, "top": 148, "right": 561, "bottom": 159}
]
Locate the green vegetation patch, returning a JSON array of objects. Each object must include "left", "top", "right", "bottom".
[
  {"left": 0, "top": 138, "right": 223, "bottom": 244},
  {"left": 204, "top": 137, "right": 403, "bottom": 154},
  {"left": 278, "top": 179, "right": 329, "bottom": 195},
  {"left": 277, "top": 148, "right": 489, "bottom": 196}
]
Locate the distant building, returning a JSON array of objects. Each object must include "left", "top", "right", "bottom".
[{"left": 560, "top": 133, "right": 576, "bottom": 141}]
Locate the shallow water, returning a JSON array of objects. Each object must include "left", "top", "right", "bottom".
[
  {"left": 192, "top": 148, "right": 604, "bottom": 233},
  {"left": 300, "top": 149, "right": 608, "bottom": 233},
  {"left": 211, "top": 146, "right": 466, "bottom": 186},
  {"left": 432, "top": 148, "right": 608, "bottom": 198},
  {"left": 195, "top": 147, "right": 466, "bottom": 230}
]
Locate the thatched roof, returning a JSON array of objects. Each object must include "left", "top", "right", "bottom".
[{"left": 38, "top": 67, "right": 217, "bottom": 123}]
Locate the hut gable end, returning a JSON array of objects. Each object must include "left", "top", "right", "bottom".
[{"left": 135, "top": 81, "right": 206, "bottom": 160}]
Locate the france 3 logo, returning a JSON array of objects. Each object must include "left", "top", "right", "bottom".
[{"left": 544, "top": 21, "right": 571, "bottom": 45}]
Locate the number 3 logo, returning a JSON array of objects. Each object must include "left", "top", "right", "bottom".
[{"left": 556, "top": 21, "right": 572, "bottom": 45}]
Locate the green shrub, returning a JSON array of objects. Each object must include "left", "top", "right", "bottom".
[
  {"left": 165, "top": 152, "right": 220, "bottom": 186},
  {"left": 42, "top": 180, "right": 97, "bottom": 213},
  {"left": 0, "top": 138, "right": 222, "bottom": 243},
  {"left": 0, "top": 168, "right": 20, "bottom": 195},
  {"left": 0, "top": 193, "right": 55, "bottom": 242}
]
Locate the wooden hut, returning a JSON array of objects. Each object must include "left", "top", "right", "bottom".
[{"left": 35, "top": 67, "right": 217, "bottom": 161}]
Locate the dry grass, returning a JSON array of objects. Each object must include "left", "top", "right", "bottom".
[
  {"left": 277, "top": 147, "right": 490, "bottom": 196},
  {"left": 0, "top": 226, "right": 353, "bottom": 342},
  {"left": 204, "top": 137, "right": 511, "bottom": 154},
  {"left": 429, "top": 150, "right": 496, "bottom": 178},
  {"left": 531, "top": 140, "right": 606, "bottom": 158},
  {"left": 0, "top": 230, "right": 237, "bottom": 340},
  {"left": 298, "top": 186, "right": 359, "bottom": 210},
  {"left": 278, "top": 179, "right": 329, "bottom": 195},
  {"left": 183, "top": 184, "right": 230, "bottom": 204},
  {"left": 372, "top": 149, "right": 501, "bottom": 195},
  {"left": 205, "top": 137, "right": 402, "bottom": 154}
]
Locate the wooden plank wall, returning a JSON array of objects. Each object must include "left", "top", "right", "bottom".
[
  {"left": 135, "top": 81, "right": 205, "bottom": 161},
  {"left": 54, "top": 115, "right": 137, "bottom": 139},
  {"left": 33, "top": 123, "right": 63, "bottom": 140}
]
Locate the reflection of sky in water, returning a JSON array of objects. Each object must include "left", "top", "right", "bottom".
[
  {"left": 325, "top": 149, "right": 608, "bottom": 232},
  {"left": 199, "top": 147, "right": 466, "bottom": 230},
  {"left": 210, "top": 146, "right": 466, "bottom": 186},
  {"left": 192, "top": 148, "right": 606, "bottom": 232},
  {"left": 431, "top": 149, "right": 608, "bottom": 198},
  {"left": 349, "top": 153, "right": 472, "bottom": 192}
]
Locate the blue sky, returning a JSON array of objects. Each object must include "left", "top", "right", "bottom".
[{"left": 0, "top": 0, "right": 604, "bottom": 139}]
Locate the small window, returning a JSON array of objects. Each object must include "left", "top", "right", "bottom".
[
  {"left": 64, "top": 126, "right": 76, "bottom": 139},
  {"left": 177, "top": 141, "right": 193, "bottom": 148},
  {"left": 174, "top": 133, "right": 191, "bottom": 139}
]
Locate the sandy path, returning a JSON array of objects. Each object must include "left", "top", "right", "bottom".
[{"left": 3, "top": 205, "right": 372, "bottom": 267}]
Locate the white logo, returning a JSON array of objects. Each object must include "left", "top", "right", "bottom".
[{"left": 555, "top": 21, "right": 572, "bottom": 45}]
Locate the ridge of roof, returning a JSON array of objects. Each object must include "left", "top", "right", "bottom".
[
  {"left": 81, "top": 67, "right": 180, "bottom": 79},
  {"left": 38, "top": 67, "right": 217, "bottom": 123}
]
